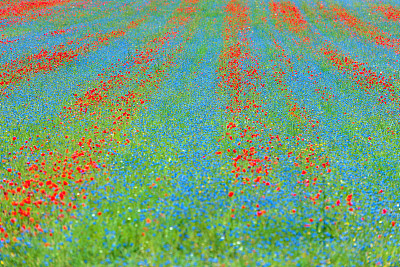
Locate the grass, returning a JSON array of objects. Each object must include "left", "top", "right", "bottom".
[{"left": 1, "top": 0, "right": 400, "bottom": 266}]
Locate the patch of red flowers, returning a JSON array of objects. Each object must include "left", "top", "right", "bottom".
[{"left": 269, "top": 1, "right": 308, "bottom": 34}]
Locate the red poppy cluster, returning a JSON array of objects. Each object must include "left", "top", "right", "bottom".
[
  {"left": 320, "top": 4, "right": 400, "bottom": 53},
  {"left": 319, "top": 43, "right": 398, "bottom": 105},
  {"left": 269, "top": 1, "right": 308, "bottom": 34},
  {"left": 373, "top": 5, "right": 400, "bottom": 22}
]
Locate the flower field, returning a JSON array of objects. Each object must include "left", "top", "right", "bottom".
[{"left": 1, "top": 0, "right": 400, "bottom": 265}]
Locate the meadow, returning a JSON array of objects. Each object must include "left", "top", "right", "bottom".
[{"left": 0, "top": 0, "right": 400, "bottom": 266}]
